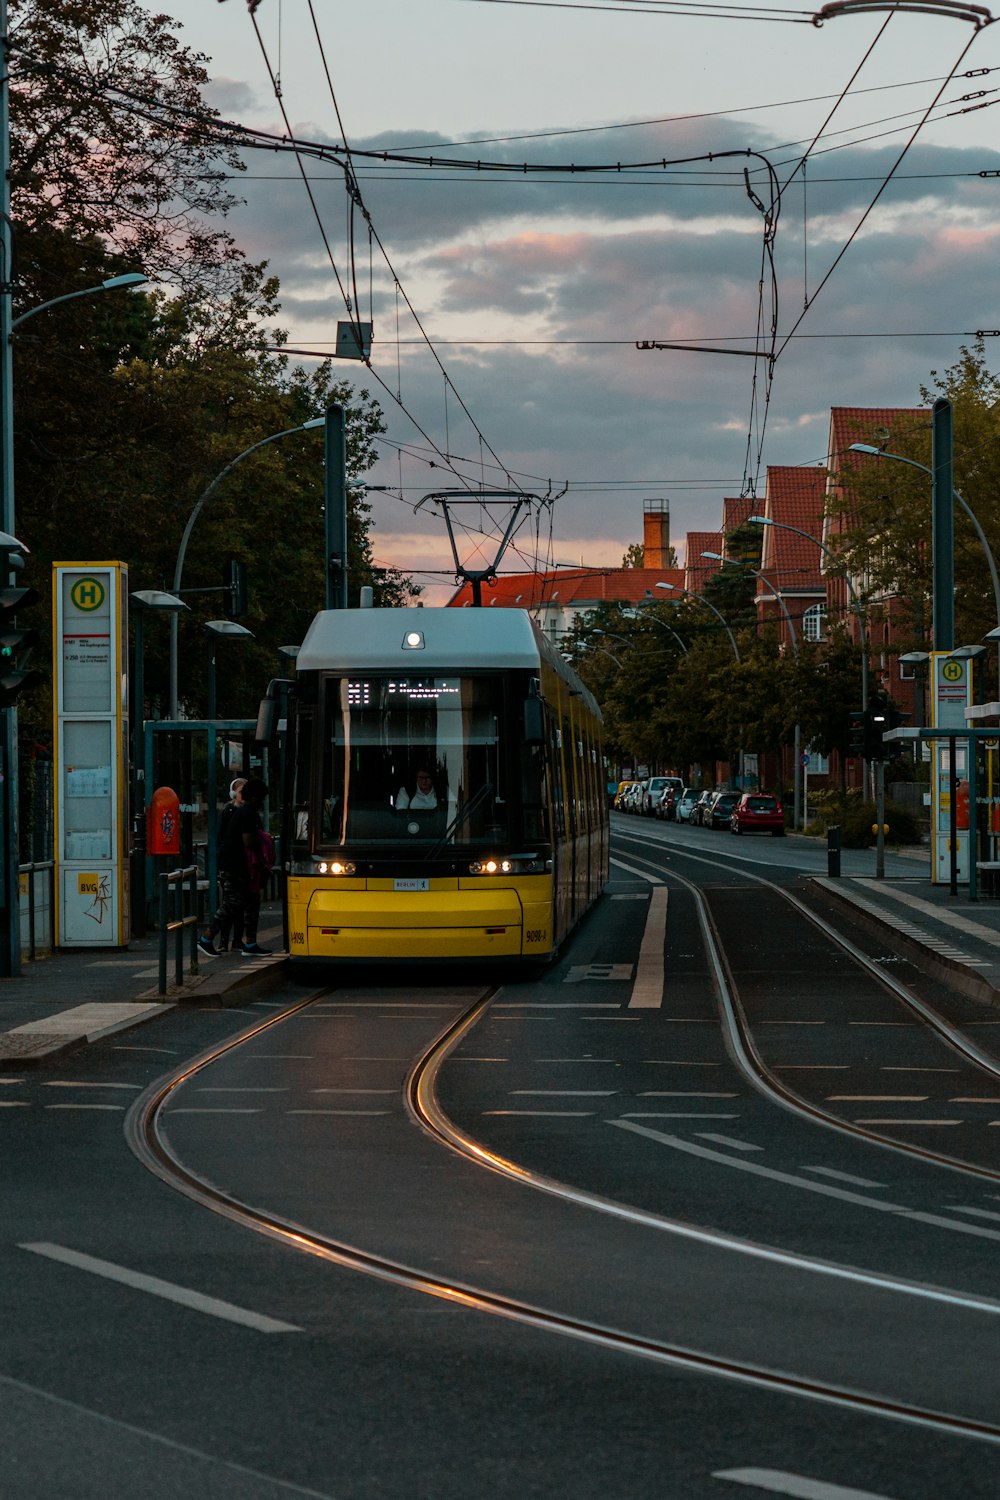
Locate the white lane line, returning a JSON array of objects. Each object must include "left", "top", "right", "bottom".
[
  {"left": 0, "top": 1077, "right": 25, "bottom": 1084},
  {"left": 510, "top": 1089, "right": 617, "bottom": 1096},
  {"left": 881, "top": 1066, "right": 959, "bottom": 1073},
  {"left": 852, "top": 1118, "right": 961, "bottom": 1126},
  {"left": 19, "top": 1243, "right": 300, "bottom": 1333},
  {"left": 630, "top": 884, "right": 668, "bottom": 1008},
  {"left": 640, "top": 1091, "right": 738, "bottom": 1098},
  {"left": 164, "top": 1108, "right": 262, "bottom": 1114},
  {"left": 196, "top": 1087, "right": 289, "bottom": 1093},
  {"left": 801, "top": 1166, "right": 886, "bottom": 1189},
  {"left": 288, "top": 1110, "right": 391, "bottom": 1116},
  {"left": 611, "top": 1122, "right": 1000, "bottom": 1243},
  {"left": 696, "top": 1133, "right": 762, "bottom": 1152},
  {"left": 620, "top": 1112, "right": 739, "bottom": 1120},
  {"left": 774, "top": 1065, "right": 848, "bottom": 1071},
  {"left": 44, "top": 1080, "right": 141, "bottom": 1090},
  {"left": 44, "top": 1104, "right": 125, "bottom": 1112},
  {"left": 483, "top": 1110, "right": 595, "bottom": 1117},
  {"left": 648, "top": 1059, "right": 720, "bottom": 1067},
  {"left": 0, "top": 1100, "right": 30, "bottom": 1107},
  {"left": 948, "top": 1205, "right": 1000, "bottom": 1223},
  {"left": 951, "top": 1096, "right": 1000, "bottom": 1103},
  {"left": 713, "top": 1468, "right": 897, "bottom": 1499},
  {"left": 312, "top": 1088, "right": 397, "bottom": 1095},
  {"left": 827, "top": 1095, "right": 928, "bottom": 1102},
  {"left": 610, "top": 857, "right": 664, "bottom": 884}
]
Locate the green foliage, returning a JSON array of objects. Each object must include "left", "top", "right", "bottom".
[{"left": 805, "top": 788, "right": 922, "bottom": 847}]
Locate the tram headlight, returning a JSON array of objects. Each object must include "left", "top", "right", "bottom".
[
  {"left": 316, "top": 859, "right": 357, "bottom": 876},
  {"left": 468, "top": 855, "right": 546, "bottom": 875}
]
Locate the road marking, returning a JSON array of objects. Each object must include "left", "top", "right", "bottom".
[
  {"left": 312, "top": 1088, "right": 397, "bottom": 1094},
  {"left": 610, "top": 1122, "right": 1000, "bottom": 1242},
  {"left": 165, "top": 1108, "right": 262, "bottom": 1114},
  {"left": 775, "top": 1065, "right": 848, "bottom": 1071},
  {"left": 640, "top": 1090, "right": 737, "bottom": 1098},
  {"left": 882, "top": 1065, "right": 959, "bottom": 1073},
  {"left": 648, "top": 1059, "right": 720, "bottom": 1067},
  {"left": 620, "top": 1112, "right": 739, "bottom": 1119},
  {"left": 44, "top": 1103, "right": 125, "bottom": 1112},
  {"left": 630, "top": 884, "right": 668, "bottom": 1008},
  {"left": 19, "top": 1243, "right": 300, "bottom": 1333},
  {"left": 288, "top": 1109, "right": 391, "bottom": 1116},
  {"left": 713, "top": 1468, "right": 897, "bottom": 1499},
  {"left": 950, "top": 1096, "right": 1000, "bottom": 1103},
  {"left": 196, "top": 1087, "right": 289, "bottom": 1093},
  {"left": 565, "top": 965, "right": 634, "bottom": 983},
  {"left": 483, "top": 1110, "right": 595, "bottom": 1117},
  {"left": 801, "top": 1166, "right": 886, "bottom": 1188},
  {"left": 948, "top": 1205, "right": 1000, "bottom": 1223},
  {"left": 610, "top": 857, "right": 663, "bottom": 884},
  {"left": 0, "top": 1100, "right": 30, "bottom": 1107},
  {"left": 696, "top": 1133, "right": 762, "bottom": 1152},
  {"left": 852, "top": 1118, "right": 961, "bottom": 1126},
  {"left": 510, "top": 1089, "right": 617, "bottom": 1096},
  {"left": 44, "top": 1080, "right": 142, "bottom": 1089},
  {"left": 827, "top": 1095, "right": 928, "bottom": 1102}
]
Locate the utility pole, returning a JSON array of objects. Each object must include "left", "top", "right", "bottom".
[
  {"left": 0, "top": 0, "right": 21, "bottom": 975},
  {"left": 324, "top": 403, "right": 348, "bottom": 610},
  {"left": 931, "top": 397, "right": 955, "bottom": 654}
]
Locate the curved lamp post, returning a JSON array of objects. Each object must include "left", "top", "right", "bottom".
[
  {"left": 10, "top": 272, "right": 148, "bottom": 333},
  {"left": 850, "top": 443, "right": 1000, "bottom": 701},
  {"left": 748, "top": 515, "right": 869, "bottom": 711},
  {"left": 654, "top": 582, "right": 741, "bottom": 660},
  {"left": 169, "top": 416, "right": 325, "bottom": 717}
]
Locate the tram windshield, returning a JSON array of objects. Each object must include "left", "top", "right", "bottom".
[{"left": 316, "top": 674, "right": 509, "bottom": 848}]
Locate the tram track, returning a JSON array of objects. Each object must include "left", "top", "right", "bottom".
[
  {"left": 614, "top": 827, "right": 1000, "bottom": 1183},
  {"left": 123, "top": 975, "right": 1000, "bottom": 1450}
]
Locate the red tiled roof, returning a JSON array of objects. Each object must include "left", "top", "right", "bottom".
[
  {"left": 828, "top": 407, "right": 928, "bottom": 471},
  {"left": 445, "top": 567, "right": 685, "bottom": 609},
  {"left": 722, "top": 496, "right": 755, "bottom": 535},
  {"left": 684, "top": 532, "right": 723, "bottom": 593},
  {"left": 757, "top": 467, "right": 827, "bottom": 592}
]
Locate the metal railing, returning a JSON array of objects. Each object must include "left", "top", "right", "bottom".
[
  {"left": 18, "top": 859, "right": 54, "bottom": 960},
  {"left": 158, "top": 864, "right": 200, "bottom": 995}
]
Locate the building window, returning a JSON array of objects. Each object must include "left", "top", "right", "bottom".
[{"left": 802, "top": 603, "right": 827, "bottom": 643}]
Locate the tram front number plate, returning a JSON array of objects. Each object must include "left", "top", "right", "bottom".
[{"left": 394, "top": 878, "right": 429, "bottom": 892}]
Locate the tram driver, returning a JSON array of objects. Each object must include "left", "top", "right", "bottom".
[{"left": 395, "top": 765, "right": 440, "bottom": 811}]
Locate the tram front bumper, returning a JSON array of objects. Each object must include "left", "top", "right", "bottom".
[{"left": 303, "top": 884, "right": 526, "bottom": 959}]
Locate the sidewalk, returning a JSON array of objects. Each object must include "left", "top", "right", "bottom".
[
  {"left": 810, "top": 850, "right": 1000, "bottom": 1005},
  {"left": 0, "top": 902, "right": 287, "bottom": 1067}
]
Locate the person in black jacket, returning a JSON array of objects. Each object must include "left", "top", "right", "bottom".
[
  {"left": 215, "top": 777, "right": 246, "bottom": 951},
  {"left": 200, "top": 778, "right": 272, "bottom": 957}
]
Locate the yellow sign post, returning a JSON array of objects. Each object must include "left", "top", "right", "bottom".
[{"left": 53, "top": 563, "right": 129, "bottom": 945}]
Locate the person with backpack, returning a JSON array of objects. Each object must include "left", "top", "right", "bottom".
[{"left": 199, "top": 777, "right": 274, "bottom": 957}]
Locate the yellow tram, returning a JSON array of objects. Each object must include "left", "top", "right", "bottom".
[{"left": 280, "top": 606, "right": 608, "bottom": 967}]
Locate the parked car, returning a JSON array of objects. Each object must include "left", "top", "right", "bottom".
[
  {"left": 705, "top": 791, "right": 740, "bottom": 830},
  {"left": 674, "top": 788, "right": 701, "bottom": 824},
  {"left": 731, "top": 792, "right": 786, "bottom": 836},
  {"left": 622, "top": 782, "right": 644, "bottom": 813},
  {"left": 690, "top": 790, "right": 716, "bottom": 827},
  {"left": 641, "top": 775, "right": 684, "bottom": 816},
  {"left": 653, "top": 785, "right": 679, "bottom": 820},
  {"left": 614, "top": 781, "right": 638, "bottom": 810}
]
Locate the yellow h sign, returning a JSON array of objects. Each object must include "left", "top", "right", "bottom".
[{"left": 70, "top": 577, "right": 106, "bottom": 612}]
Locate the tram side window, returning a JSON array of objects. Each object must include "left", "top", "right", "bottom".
[
  {"left": 520, "top": 710, "right": 549, "bottom": 844},
  {"left": 291, "top": 710, "right": 313, "bottom": 844}
]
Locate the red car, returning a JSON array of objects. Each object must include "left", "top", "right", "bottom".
[{"left": 731, "top": 793, "right": 785, "bottom": 836}]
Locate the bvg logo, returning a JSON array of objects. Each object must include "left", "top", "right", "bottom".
[
  {"left": 942, "top": 659, "right": 964, "bottom": 683},
  {"left": 70, "top": 577, "right": 105, "bottom": 613}
]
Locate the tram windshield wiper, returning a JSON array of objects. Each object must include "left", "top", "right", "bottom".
[{"left": 426, "top": 783, "right": 494, "bottom": 861}]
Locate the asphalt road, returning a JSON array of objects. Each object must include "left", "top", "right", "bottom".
[{"left": 4, "top": 824, "right": 1000, "bottom": 1499}]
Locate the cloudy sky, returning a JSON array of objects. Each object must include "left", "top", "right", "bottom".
[{"left": 166, "top": 0, "right": 1000, "bottom": 600}]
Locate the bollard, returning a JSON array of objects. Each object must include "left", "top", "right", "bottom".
[{"left": 827, "top": 824, "right": 841, "bottom": 878}]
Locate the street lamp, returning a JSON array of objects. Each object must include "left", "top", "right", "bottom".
[
  {"left": 205, "top": 620, "right": 255, "bottom": 720},
  {"left": 10, "top": 271, "right": 148, "bottom": 333},
  {"left": 624, "top": 605, "right": 689, "bottom": 653},
  {"left": 130, "top": 589, "right": 188, "bottom": 937},
  {"left": 169, "top": 417, "right": 325, "bottom": 717},
  {"left": 748, "top": 515, "right": 869, "bottom": 709},
  {"left": 849, "top": 443, "right": 1000, "bottom": 700},
  {"left": 654, "top": 582, "right": 741, "bottom": 660}
]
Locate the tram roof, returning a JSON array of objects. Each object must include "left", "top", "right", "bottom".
[{"left": 298, "top": 606, "right": 551, "bottom": 673}]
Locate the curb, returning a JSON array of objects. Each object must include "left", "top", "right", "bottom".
[{"left": 809, "top": 876, "right": 1000, "bottom": 1010}]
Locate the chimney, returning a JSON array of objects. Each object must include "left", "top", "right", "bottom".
[{"left": 643, "top": 499, "right": 670, "bottom": 569}]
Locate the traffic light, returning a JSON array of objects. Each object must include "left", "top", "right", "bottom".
[
  {"left": 0, "top": 585, "right": 42, "bottom": 708},
  {"left": 224, "top": 559, "right": 248, "bottom": 618},
  {"left": 862, "top": 693, "right": 910, "bottom": 760}
]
